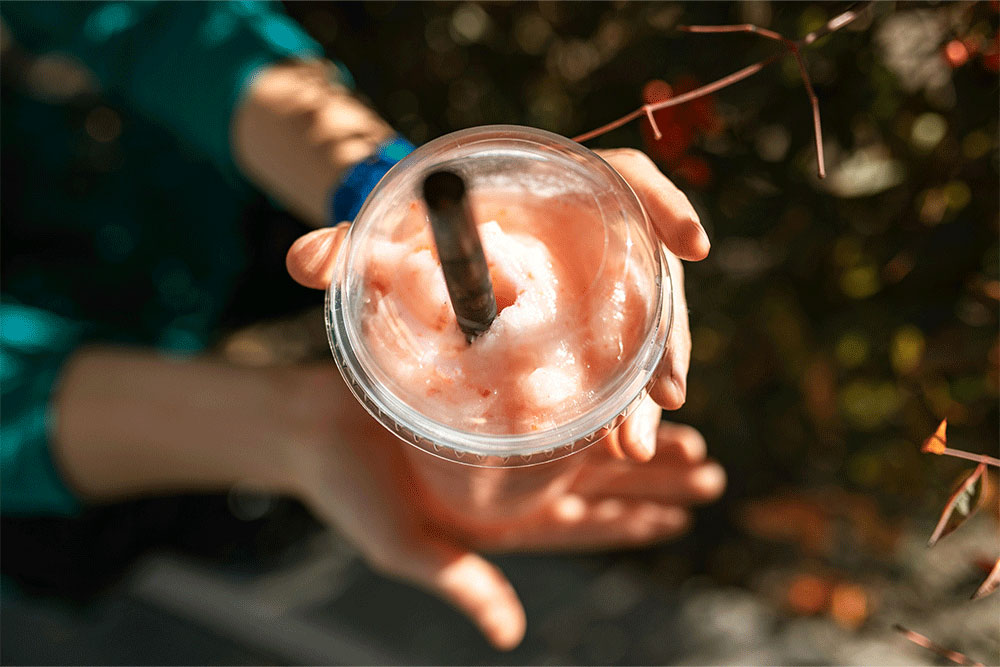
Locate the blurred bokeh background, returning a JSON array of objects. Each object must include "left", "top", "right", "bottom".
[{"left": 2, "top": 1, "right": 998, "bottom": 665}]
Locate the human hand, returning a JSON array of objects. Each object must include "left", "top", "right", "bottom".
[
  {"left": 287, "top": 147, "right": 710, "bottom": 463},
  {"left": 591, "top": 149, "right": 708, "bottom": 462},
  {"left": 288, "top": 370, "right": 724, "bottom": 650},
  {"left": 284, "top": 145, "right": 720, "bottom": 650}
]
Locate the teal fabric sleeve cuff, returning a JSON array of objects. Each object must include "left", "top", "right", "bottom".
[
  {"left": 1, "top": 303, "right": 87, "bottom": 516},
  {"left": 0, "top": 1, "right": 327, "bottom": 180}
]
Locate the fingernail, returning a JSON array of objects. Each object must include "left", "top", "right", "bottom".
[
  {"left": 697, "top": 223, "right": 710, "bottom": 249},
  {"left": 303, "top": 232, "right": 335, "bottom": 273}
]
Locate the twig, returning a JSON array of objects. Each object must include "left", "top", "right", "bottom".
[
  {"left": 937, "top": 448, "right": 1000, "bottom": 467},
  {"left": 922, "top": 420, "right": 1000, "bottom": 467},
  {"left": 678, "top": 22, "right": 826, "bottom": 178},
  {"left": 802, "top": 2, "right": 870, "bottom": 45},
  {"left": 894, "top": 625, "right": 984, "bottom": 666},
  {"left": 572, "top": 53, "right": 783, "bottom": 143},
  {"left": 573, "top": 2, "right": 876, "bottom": 179},
  {"left": 971, "top": 558, "right": 1000, "bottom": 600}
]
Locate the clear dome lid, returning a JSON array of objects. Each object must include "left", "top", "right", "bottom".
[{"left": 327, "top": 125, "right": 670, "bottom": 466}]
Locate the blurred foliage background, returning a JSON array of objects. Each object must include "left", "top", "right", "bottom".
[
  {"left": 2, "top": 2, "right": 996, "bottom": 663},
  {"left": 279, "top": 0, "right": 999, "bottom": 643}
]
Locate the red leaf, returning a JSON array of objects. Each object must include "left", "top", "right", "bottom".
[
  {"left": 928, "top": 463, "right": 987, "bottom": 547},
  {"left": 639, "top": 76, "right": 722, "bottom": 171},
  {"left": 674, "top": 75, "right": 722, "bottom": 135},
  {"left": 921, "top": 419, "right": 947, "bottom": 454},
  {"left": 640, "top": 80, "right": 692, "bottom": 164},
  {"left": 972, "top": 557, "right": 1000, "bottom": 600},
  {"left": 894, "top": 625, "right": 985, "bottom": 666}
]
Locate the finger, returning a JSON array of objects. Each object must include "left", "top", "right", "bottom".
[
  {"left": 478, "top": 495, "right": 689, "bottom": 553},
  {"left": 649, "top": 251, "right": 690, "bottom": 410},
  {"left": 653, "top": 422, "right": 707, "bottom": 465},
  {"left": 598, "top": 148, "right": 710, "bottom": 261},
  {"left": 618, "top": 395, "right": 662, "bottom": 462},
  {"left": 285, "top": 222, "right": 351, "bottom": 289},
  {"left": 571, "top": 459, "right": 726, "bottom": 505},
  {"left": 378, "top": 538, "right": 526, "bottom": 651},
  {"left": 602, "top": 420, "right": 627, "bottom": 459}
]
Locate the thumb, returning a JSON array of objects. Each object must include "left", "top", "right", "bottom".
[
  {"left": 286, "top": 222, "right": 351, "bottom": 289},
  {"left": 383, "top": 538, "right": 526, "bottom": 651}
]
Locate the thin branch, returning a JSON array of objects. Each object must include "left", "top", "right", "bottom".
[
  {"left": 573, "top": 108, "right": 646, "bottom": 145},
  {"left": 938, "top": 448, "right": 1000, "bottom": 468},
  {"left": 678, "top": 22, "right": 826, "bottom": 176},
  {"left": 644, "top": 105, "right": 662, "bottom": 140},
  {"left": 788, "top": 44, "right": 825, "bottom": 178},
  {"left": 894, "top": 625, "right": 984, "bottom": 666},
  {"left": 802, "top": 2, "right": 869, "bottom": 46},
  {"left": 679, "top": 24, "right": 790, "bottom": 44},
  {"left": 573, "top": 2, "right": 875, "bottom": 180},
  {"left": 922, "top": 419, "right": 1000, "bottom": 467},
  {"left": 573, "top": 53, "right": 782, "bottom": 143},
  {"left": 972, "top": 558, "right": 1000, "bottom": 600}
]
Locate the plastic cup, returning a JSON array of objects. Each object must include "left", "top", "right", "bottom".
[{"left": 326, "top": 125, "right": 672, "bottom": 521}]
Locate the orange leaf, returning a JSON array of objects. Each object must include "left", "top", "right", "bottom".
[
  {"left": 785, "top": 573, "right": 833, "bottom": 615},
  {"left": 972, "top": 557, "right": 1000, "bottom": 600},
  {"left": 928, "top": 463, "right": 987, "bottom": 547},
  {"left": 829, "top": 583, "right": 869, "bottom": 629},
  {"left": 921, "top": 419, "right": 948, "bottom": 454}
]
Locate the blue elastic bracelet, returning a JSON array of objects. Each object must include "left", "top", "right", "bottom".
[{"left": 330, "top": 136, "right": 416, "bottom": 223}]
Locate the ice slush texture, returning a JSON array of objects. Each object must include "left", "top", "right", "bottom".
[{"left": 359, "top": 192, "right": 654, "bottom": 435}]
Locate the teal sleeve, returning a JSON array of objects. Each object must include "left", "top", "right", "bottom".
[
  {"left": 1, "top": 302, "right": 86, "bottom": 516},
  {"left": 0, "top": 0, "right": 323, "bottom": 179}
]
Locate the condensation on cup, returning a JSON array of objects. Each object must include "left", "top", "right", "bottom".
[{"left": 326, "top": 125, "right": 672, "bottom": 522}]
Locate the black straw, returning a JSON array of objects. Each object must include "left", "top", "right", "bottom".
[{"left": 422, "top": 170, "right": 497, "bottom": 342}]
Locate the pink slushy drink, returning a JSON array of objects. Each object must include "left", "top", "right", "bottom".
[
  {"left": 361, "top": 191, "right": 654, "bottom": 435},
  {"left": 327, "top": 126, "right": 670, "bottom": 518}
]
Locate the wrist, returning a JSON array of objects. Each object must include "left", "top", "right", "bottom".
[
  {"left": 233, "top": 59, "right": 395, "bottom": 225},
  {"left": 270, "top": 364, "right": 355, "bottom": 497}
]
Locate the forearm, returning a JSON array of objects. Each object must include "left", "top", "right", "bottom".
[
  {"left": 51, "top": 347, "right": 329, "bottom": 503},
  {"left": 232, "top": 60, "right": 394, "bottom": 226}
]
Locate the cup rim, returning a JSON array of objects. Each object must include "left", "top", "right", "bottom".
[{"left": 326, "top": 124, "right": 672, "bottom": 467}]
